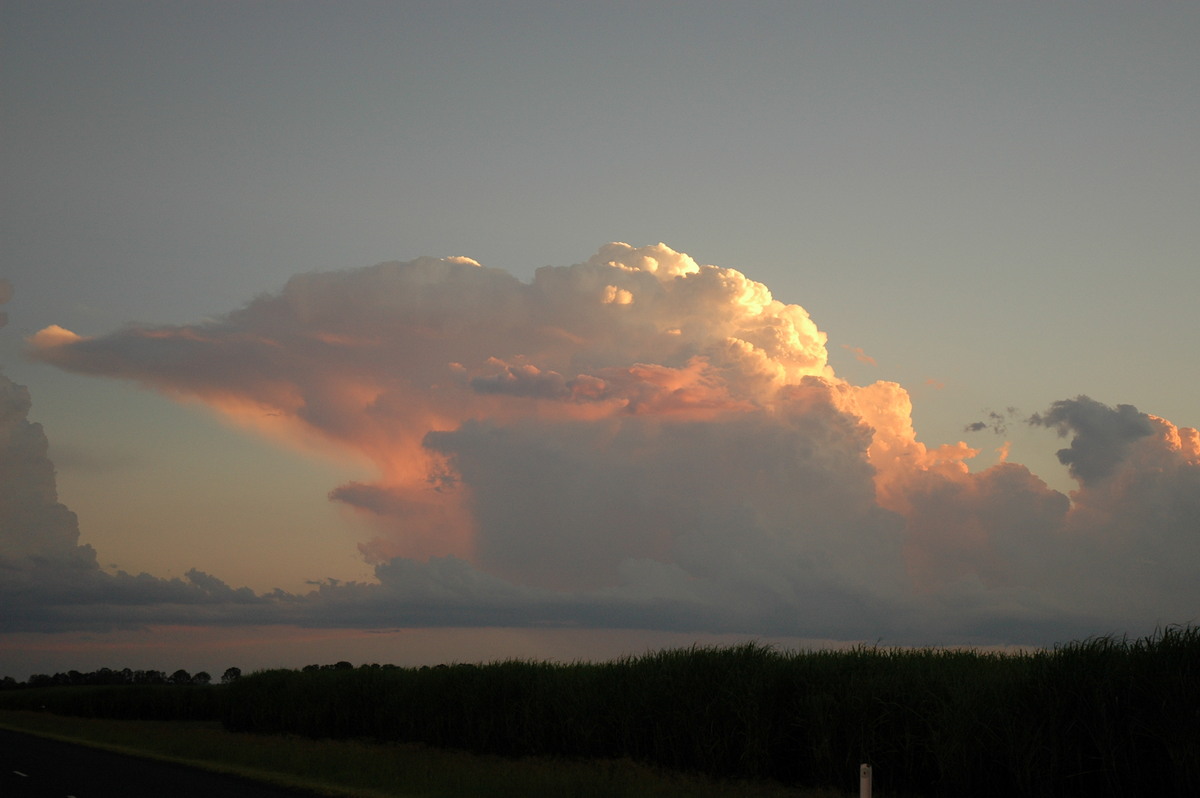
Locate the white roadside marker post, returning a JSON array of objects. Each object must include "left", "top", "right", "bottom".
[{"left": 860, "top": 763, "right": 872, "bottom": 798}]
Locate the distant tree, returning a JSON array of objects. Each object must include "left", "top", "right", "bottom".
[
  {"left": 170, "top": 669, "right": 192, "bottom": 685},
  {"left": 334, "top": 661, "right": 353, "bottom": 670},
  {"left": 92, "top": 667, "right": 124, "bottom": 685},
  {"left": 135, "top": 669, "right": 166, "bottom": 685},
  {"left": 221, "top": 666, "right": 242, "bottom": 684},
  {"left": 192, "top": 671, "right": 211, "bottom": 685},
  {"left": 0, "top": 676, "right": 18, "bottom": 690}
]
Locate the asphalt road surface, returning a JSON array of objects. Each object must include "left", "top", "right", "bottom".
[{"left": 0, "top": 728, "right": 331, "bottom": 797}]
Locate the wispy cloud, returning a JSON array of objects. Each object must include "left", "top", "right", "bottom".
[{"left": 842, "top": 344, "right": 877, "bottom": 366}]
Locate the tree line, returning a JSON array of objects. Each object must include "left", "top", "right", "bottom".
[
  {"left": 1, "top": 661, "right": 374, "bottom": 690},
  {"left": 1, "top": 666, "right": 242, "bottom": 690}
]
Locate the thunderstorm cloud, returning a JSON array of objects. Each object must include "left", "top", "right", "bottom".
[{"left": 14, "top": 243, "right": 1200, "bottom": 643}]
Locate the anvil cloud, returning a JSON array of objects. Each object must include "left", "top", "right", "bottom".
[{"left": 17, "top": 244, "right": 1200, "bottom": 643}]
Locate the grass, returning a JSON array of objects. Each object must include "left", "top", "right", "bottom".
[{"left": 0, "top": 709, "right": 844, "bottom": 798}]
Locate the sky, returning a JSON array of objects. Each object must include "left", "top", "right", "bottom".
[{"left": 1, "top": 1, "right": 1197, "bottom": 680}]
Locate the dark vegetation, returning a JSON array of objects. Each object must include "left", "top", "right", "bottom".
[{"left": 2, "top": 626, "right": 1197, "bottom": 798}]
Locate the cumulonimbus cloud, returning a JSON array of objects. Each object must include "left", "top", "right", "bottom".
[{"left": 19, "top": 243, "right": 1200, "bottom": 642}]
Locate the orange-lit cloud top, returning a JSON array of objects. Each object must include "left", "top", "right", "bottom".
[
  {"left": 29, "top": 243, "right": 839, "bottom": 562},
  {"left": 26, "top": 243, "right": 1200, "bottom": 641}
]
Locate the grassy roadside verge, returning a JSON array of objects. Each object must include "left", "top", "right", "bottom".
[{"left": 0, "top": 710, "right": 841, "bottom": 798}]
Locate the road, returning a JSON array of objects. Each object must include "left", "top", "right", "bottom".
[{"left": 0, "top": 728, "right": 331, "bottom": 797}]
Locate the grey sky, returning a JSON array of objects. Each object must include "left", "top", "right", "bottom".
[{"left": 1, "top": 1, "right": 1197, "bottom": 671}]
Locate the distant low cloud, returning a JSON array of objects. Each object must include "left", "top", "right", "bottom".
[
  {"left": 18, "top": 243, "right": 1200, "bottom": 643},
  {"left": 0, "top": 371, "right": 269, "bottom": 632}
]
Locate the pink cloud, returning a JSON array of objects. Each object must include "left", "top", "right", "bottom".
[{"left": 20, "top": 244, "right": 1200, "bottom": 642}]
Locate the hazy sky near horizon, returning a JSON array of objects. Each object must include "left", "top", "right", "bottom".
[{"left": 2, "top": 1, "right": 1197, "bottom": 678}]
